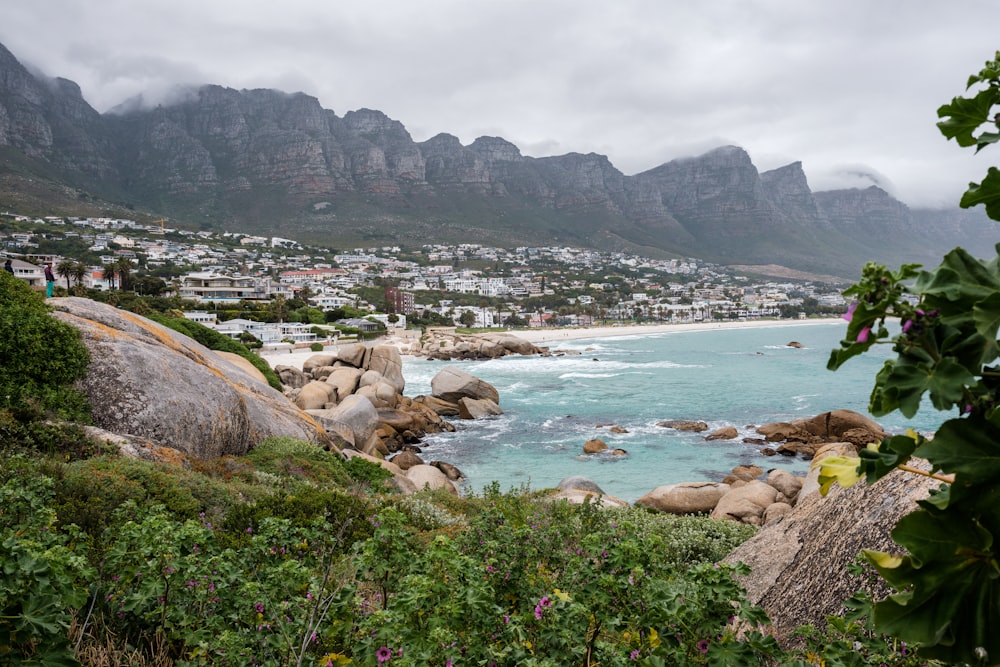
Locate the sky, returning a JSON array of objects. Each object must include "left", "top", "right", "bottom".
[{"left": 3, "top": 1, "right": 1000, "bottom": 208}]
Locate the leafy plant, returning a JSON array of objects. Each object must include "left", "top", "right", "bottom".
[
  {"left": 821, "top": 51, "right": 1000, "bottom": 665},
  {"left": 0, "top": 271, "right": 91, "bottom": 423}
]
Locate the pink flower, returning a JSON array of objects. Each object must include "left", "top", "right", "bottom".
[
  {"left": 630, "top": 649, "right": 640, "bottom": 660},
  {"left": 842, "top": 302, "right": 858, "bottom": 322},
  {"left": 697, "top": 639, "right": 710, "bottom": 654},
  {"left": 376, "top": 646, "right": 392, "bottom": 663},
  {"left": 856, "top": 326, "right": 871, "bottom": 343}
]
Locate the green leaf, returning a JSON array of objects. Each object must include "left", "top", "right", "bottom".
[
  {"left": 890, "top": 509, "right": 993, "bottom": 565},
  {"left": 916, "top": 415, "right": 1000, "bottom": 484},
  {"left": 858, "top": 433, "right": 919, "bottom": 482},
  {"left": 936, "top": 87, "right": 1000, "bottom": 147},
  {"left": 871, "top": 356, "right": 972, "bottom": 417},
  {"left": 960, "top": 166, "right": 1000, "bottom": 221}
]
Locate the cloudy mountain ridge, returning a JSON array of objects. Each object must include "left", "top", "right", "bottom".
[{"left": 0, "top": 40, "right": 994, "bottom": 277}]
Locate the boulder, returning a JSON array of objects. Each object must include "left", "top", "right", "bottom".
[
  {"left": 302, "top": 353, "right": 336, "bottom": 374},
  {"left": 407, "top": 464, "right": 458, "bottom": 494},
  {"left": 457, "top": 397, "right": 503, "bottom": 419},
  {"left": 356, "top": 380, "right": 400, "bottom": 409},
  {"left": 319, "top": 394, "right": 380, "bottom": 450},
  {"left": 711, "top": 480, "right": 779, "bottom": 523},
  {"left": 294, "top": 380, "right": 336, "bottom": 410},
  {"left": 330, "top": 342, "right": 369, "bottom": 368},
  {"left": 431, "top": 366, "right": 500, "bottom": 404},
  {"left": 723, "top": 464, "right": 764, "bottom": 484},
  {"left": 635, "top": 482, "right": 730, "bottom": 514},
  {"left": 366, "top": 344, "right": 405, "bottom": 393},
  {"left": 274, "top": 364, "right": 309, "bottom": 389},
  {"left": 412, "top": 395, "right": 461, "bottom": 416},
  {"left": 431, "top": 461, "right": 465, "bottom": 481},
  {"left": 762, "top": 502, "right": 794, "bottom": 525},
  {"left": 326, "top": 367, "right": 364, "bottom": 400},
  {"left": 50, "top": 297, "right": 333, "bottom": 458},
  {"left": 706, "top": 426, "right": 739, "bottom": 441},
  {"left": 358, "top": 369, "right": 384, "bottom": 388},
  {"left": 766, "top": 469, "right": 803, "bottom": 502},
  {"left": 794, "top": 409, "right": 886, "bottom": 442},
  {"left": 656, "top": 419, "right": 709, "bottom": 432},
  {"left": 389, "top": 450, "right": 424, "bottom": 470},
  {"left": 786, "top": 341, "right": 804, "bottom": 348},
  {"left": 556, "top": 476, "right": 606, "bottom": 495},
  {"left": 724, "top": 463, "right": 940, "bottom": 643},
  {"left": 756, "top": 421, "right": 815, "bottom": 443},
  {"left": 552, "top": 488, "right": 630, "bottom": 507},
  {"left": 582, "top": 438, "right": 608, "bottom": 454}
]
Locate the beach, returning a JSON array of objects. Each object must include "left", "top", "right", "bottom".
[{"left": 258, "top": 317, "right": 844, "bottom": 370}]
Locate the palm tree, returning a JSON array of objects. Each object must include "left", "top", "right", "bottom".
[
  {"left": 114, "top": 258, "right": 133, "bottom": 292},
  {"left": 71, "top": 261, "right": 87, "bottom": 288},
  {"left": 102, "top": 262, "right": 117, "bottom": 290},
  {"left": 56, "top": 260, "right": 76, "bottom": 290}
]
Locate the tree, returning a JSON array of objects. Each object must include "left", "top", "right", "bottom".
[
  {"left": 114, "top": 258, "right": 134, "bottom": 292},
  {"left": 71, "top": 261, "right": 87, "bottom": 287},
  {"left": 56, "top": 259, "right": 76, "bottom": 290},
  {"left": 102, "top": 262, "right": 117, "bottom": 290},
  {"left": 820, "top": 51, "right": 1000, "bottom": 665},
  {"left": 459, "top": 310, "right": 476, "bottom": 327}
]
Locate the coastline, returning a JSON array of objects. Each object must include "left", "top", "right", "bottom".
[
  {"left": 259, "top": 317, "right": 845, "bottom": 370},
  {"left": 507, "top": 317, "right": 843, "bottom": 344}
]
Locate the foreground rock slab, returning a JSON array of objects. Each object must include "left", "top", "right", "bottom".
[{"left": 52, "top": 298, "right": 333, "bottom": 458}]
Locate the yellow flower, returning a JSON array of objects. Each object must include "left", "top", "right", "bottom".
[
  {"left": 552, "top": 588, "right": 571, "bottom": 602},
  {"left": 813, "top": 455, "right": 862, "bottom": 496}
]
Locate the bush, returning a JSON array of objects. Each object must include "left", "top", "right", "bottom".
[
  {"left": 310, "top": 341, "right": 324, "bottom": 352},
  {"left": 0, "top": 271, "right": 91, "bottom": 422},
  {"left": 51, "top": 456, "right": 234, "bottom": 539}
]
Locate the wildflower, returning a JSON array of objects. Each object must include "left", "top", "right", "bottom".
[
  {"left": 697, "top": 639, "right": 710, "bottom": 654},
  {"left": 842, "top": 302, "right": 857, "bottom": 321},
  {"left": 539, "top": 596, "right": 551, "bottom": 608},
  {"left": 376, "top": 646, "right": 392, "bottom": 663},
  {"left": 630, "top": 649, "right": 640, "bottom": 660},
  {"left": 446, "top": 660, "right": 453, "bottom": 667},
  {"left": 534, "top": 605, "right": 544, "bottom": 620},
  {"left": 856, "top": 325, "right": 871, "bottom": 343},
  {"left": 254, "top": 602, "right": 265, "bottom": 614}
]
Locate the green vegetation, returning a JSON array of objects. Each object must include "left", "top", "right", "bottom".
[
  {"left": 820, "top": 51, "right": 1000, "bottom": 665},
  {"left": 0, "top": 270, "right": 91, "bottom": 423}
]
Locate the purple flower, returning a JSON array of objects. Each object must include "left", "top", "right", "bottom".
[
  {"left": 254, "top": 602, "right": 265, "bottom": 614},
  {"left": 534, "top": 605, "right": 544, "bottom": 620},
  {"left": 842, "top": 302, "right": 858, "bottom": 322},
  {"left": 376, "top": 646, "right": 392, "bottom": 664},
  {"left": 856, "top": 326, "right": 871, "bottom": 343},
  {"left": 697, "top": 639, "right": 710, "bottom": 654},
  {"left": 902, "top": 319, "right": 913, "bottom": 333},
  {"left": 539, "top": 596, "right": 551, "bottom": 608},
  {"left": 630, "top": 649, "right": 640, "bottom": 660},
  {"left": 446, "top": 660, "right": 453, "bottom": 667}
]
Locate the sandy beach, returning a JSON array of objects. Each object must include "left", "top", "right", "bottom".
[{"left": 259, "top": 317, "right": 844, "bottom": 370}]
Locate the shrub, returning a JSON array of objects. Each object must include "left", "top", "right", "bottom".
[
  {"left": 0, "top": 271, "right": 91, "bottom": 422},
  {"left": 51, "top": 456, "right": 234, "bottom": 539},
  {"left": 310, "top": 341, "right": 324, "bottom": 352}
]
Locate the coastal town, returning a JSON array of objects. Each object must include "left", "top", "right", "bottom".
[{"left": 1, "top": 211, "right": 851, "bottom": 345}]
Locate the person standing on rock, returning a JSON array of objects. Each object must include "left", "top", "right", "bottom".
[{"left": 44, "top": 262, "right": 55, "bottom": 297}]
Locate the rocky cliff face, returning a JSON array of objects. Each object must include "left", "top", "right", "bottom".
[{"left": 1, "top": 40, "right": 994, "bottom": 276}]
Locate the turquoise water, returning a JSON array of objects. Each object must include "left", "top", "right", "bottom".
[{"left": 401, "top": 321, "right": 941, "bottom": 503}]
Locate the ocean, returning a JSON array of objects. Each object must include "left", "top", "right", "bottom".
[{"left": 401, "top": 321, "right": 943, "bottom": 503}]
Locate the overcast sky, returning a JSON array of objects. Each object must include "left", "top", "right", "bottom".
[{"left": 3, "top": 1, "right": 999, "bottom": 208}]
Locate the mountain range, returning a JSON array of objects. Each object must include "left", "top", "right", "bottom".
[{"left": 0, "top": 40, "right": 995, "bottom": 278}]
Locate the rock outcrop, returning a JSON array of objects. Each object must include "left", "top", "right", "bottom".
[
  {"left": 724, "top": 454, "right": 940, "bottom": 644},
  {"left": 50, "top": 297, "right": 333, "bottom": 458}
]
